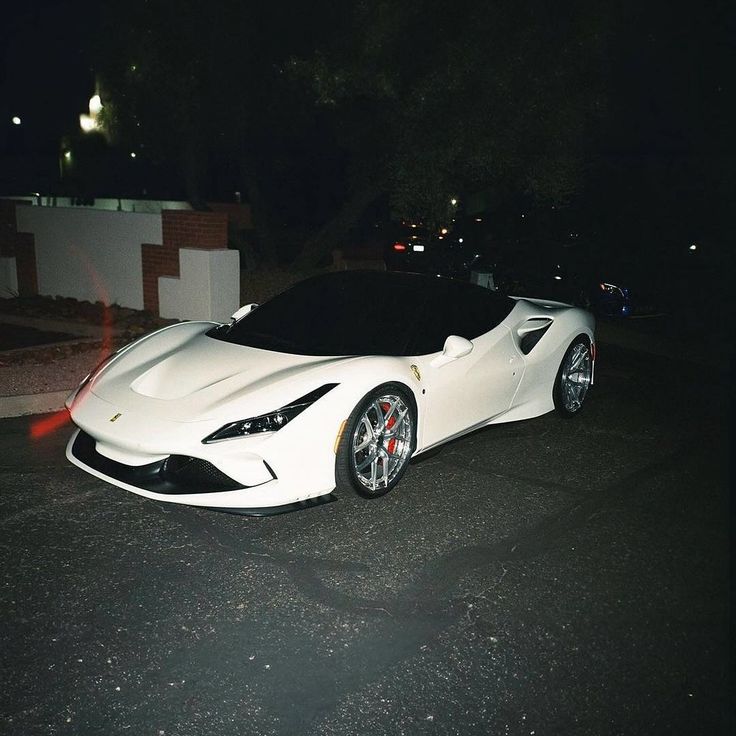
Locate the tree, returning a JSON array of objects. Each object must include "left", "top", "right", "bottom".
[
  {"left": 93, "top": 0, "right": 340, "bottom": 262},
  {"left": 291, "top": 0, "right": 609, "bottom": 266},
  {"left": 93, "top": 0, "right": 608, "bottom": 268}
]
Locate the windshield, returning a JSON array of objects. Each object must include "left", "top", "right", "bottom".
[{"left": 209, "top": 271, "right": 514, "bottom": 356}]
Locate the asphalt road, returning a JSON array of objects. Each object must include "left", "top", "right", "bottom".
[{"left": 0, "top": 342, "right": 731, "bottom": 735}]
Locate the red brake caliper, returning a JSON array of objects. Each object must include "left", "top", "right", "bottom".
[{"left": 381, "top": 401, "right": 398, "bottom": 455}]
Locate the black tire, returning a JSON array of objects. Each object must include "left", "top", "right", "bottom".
[
  {"left": 335, "top": 384, "right": 416, "bottom": 498},
  {"left": 553, "top": 335, "right": 593, "bottom": 417}
]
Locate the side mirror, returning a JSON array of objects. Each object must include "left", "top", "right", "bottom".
[
  {"left": 431, "top": 334, "right": 473, "bottom": 368},
  {"left": 229, "top": 303, "right": 259, "bottom": 323}
]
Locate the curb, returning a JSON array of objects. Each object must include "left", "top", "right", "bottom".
[{"left": 0, "top": 390, "right": 71, "bottom": 419}]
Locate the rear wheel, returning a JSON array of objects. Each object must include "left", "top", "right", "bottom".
[
  {"left": 554, "top": 336, "right": 592, "bottom": 416},
  {"left": 335, "top": 385, "right": 416, "bottom": 498}
]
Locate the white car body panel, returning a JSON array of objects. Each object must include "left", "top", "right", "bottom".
[{"left": 66, "top": 275, "right": 594, "bottom": 513}]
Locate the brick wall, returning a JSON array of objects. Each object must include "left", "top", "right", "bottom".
[
  {"left": 206, "top": 202, "right": 252, "bottom": 231},
  {"left": 142, "top": 210, "right": 229, "bottom": 314}
]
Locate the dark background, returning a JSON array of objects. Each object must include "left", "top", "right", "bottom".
[{"left": 0, "top": 0, "right": 732, "bottom": 285}]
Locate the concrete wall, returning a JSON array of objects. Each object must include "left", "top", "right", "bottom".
[{"left": 16, "top": 205, "right": 163, "bottom": 310}]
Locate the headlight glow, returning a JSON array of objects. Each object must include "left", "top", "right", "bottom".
[{"left": 202, "top": 384, "right": 338, "bottom": 444}]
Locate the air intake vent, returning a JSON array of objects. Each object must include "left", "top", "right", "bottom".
[{"left": 161, "top": 455, "right": 241, "bottom": 491}]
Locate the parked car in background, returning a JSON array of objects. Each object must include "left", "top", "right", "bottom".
[
  {"left": 383, "top": 220, "right": 479, "bottom": 277},
  {"left": 383, "top": 209, "right": 653, "bottom": 318}
]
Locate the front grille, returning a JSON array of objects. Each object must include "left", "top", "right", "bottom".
[{"left": 161, "top": 455, "right": 241, "bottom": 491}]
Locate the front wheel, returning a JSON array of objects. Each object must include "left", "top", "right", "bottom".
[
  {"left": 553, "top": 336, "right": 593, "bottom": 416},
  {"left": 335, "top": 385, "right": 416, "bottom": 498}
]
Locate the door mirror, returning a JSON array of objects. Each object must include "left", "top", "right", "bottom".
[
  {"left": 229, "top": 303, "right": 259, "bottom": 323},
  {"left": 431, "top": 335, "right": 473, "bottom": 368}
]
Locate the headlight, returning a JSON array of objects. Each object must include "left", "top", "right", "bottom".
[{"left": 201, "top": 384, "right": 338, "bottom": 444}]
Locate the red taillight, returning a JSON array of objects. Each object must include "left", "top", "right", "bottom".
[{"left": 392, "top": 242, "right": 407, "bottom": 252}]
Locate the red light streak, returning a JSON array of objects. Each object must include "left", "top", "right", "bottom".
[
  {"left": 29, "top": 247, "right": 115, "bottom": 440},
  {"left": 30, "top": 410, "right": 71, "bottom": 440}
]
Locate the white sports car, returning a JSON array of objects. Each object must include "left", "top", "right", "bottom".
[{"left": 66, "top": 270, "right": 595, "bottom": 514}]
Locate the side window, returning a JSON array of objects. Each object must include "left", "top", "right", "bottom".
[{"left": 409, "top": 285, "right": 513, "bottom": 355}]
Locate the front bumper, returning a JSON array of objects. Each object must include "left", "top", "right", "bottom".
[
  {"left": 66, "top": 426, "right": 335, "bottom": 512},
  {"left": 69, "top": 429, "right": 250, "bottom": 495},
  {"left": 65, "top": 369, "right": 351, "bottom": 511}
]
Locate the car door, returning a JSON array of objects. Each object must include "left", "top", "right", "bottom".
[
  {"left": 416, "top": 325, "right": 523, "bottom": 448},
  {"left": 407, "top": 284, "right": 523, "bottom": 449}
]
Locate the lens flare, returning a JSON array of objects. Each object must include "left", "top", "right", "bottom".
[
  {"left": 30, "top": 410, "right": 71, "bottom": 440},
  {"left": 29, "top": 247, "right": 115, "bottom": 440}
]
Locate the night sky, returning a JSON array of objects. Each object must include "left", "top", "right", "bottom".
[
  {"left": 2, "top": 0, "right": 98, "bottom": 153},
  {"left": 1, "top": 0, "right": 731, "bottom": 245}
]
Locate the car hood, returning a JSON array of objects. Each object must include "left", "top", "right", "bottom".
[{"left": 88, "top": 322, "right": 355, "bottom": 422}]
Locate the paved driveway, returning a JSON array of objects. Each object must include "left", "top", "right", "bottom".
[{"left": 0, "top": 342, "right": 730, "bottom": 735}]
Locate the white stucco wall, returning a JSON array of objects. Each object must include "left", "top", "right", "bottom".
[
  {"left": 159, "top": 248, "right": 240, "bottom": 322},
  {"left": 15, "top": 205, "right": 163, "bottom": 310}
]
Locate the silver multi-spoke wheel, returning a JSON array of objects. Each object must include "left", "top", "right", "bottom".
[
  {"left": 335, "top": 386, "right": 416, "bottom": 498},
  {"left": 555, "top": 337, "right": 592, "bottom": 416},
  {"left": 351, "top": 394, "right": 413, "bottom": 493}
]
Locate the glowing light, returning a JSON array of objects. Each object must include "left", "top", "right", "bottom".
[
  {"left": 63, "top": 150, "right": 72, "bottom": 161},
  {"left": 450, "top": 198, "right": 458, "bottom": 206},
  {"left": 30, "top": 410, "right": 72, "bottom": 440},
  {"left": 458, "top": 238, "right": 464, "bottom": 243},
  {"left": 80, "top": 94, "right": 103, "bottom": 133},
  {"left": 130, "top": 152, "right": 137, "bottom": 158},
  {"left": 32, "top": 246, "right": 116, "bottom": 441},
  {"left": 89, "top": 95, "right": 103, "bottom": 115},
  {"left": 689, "top": 243, "right": 697, "bottom": 251},
  {"left": 554, "top": 275, "right": 563, "bottom": 281},
  {"left": 11, "top": 116, "right": 21, "bottom": 125},
  {"left": 79, "top": 114, "right": 98, "bottom": 132},
  {"left": 440, "top": 228, "right": 448, "bottom": 235}
]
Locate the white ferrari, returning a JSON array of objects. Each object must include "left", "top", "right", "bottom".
[{"left": 66, "top": 270, "right": 595, "bottom": 514}]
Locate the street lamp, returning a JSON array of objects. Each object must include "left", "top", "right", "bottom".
[{"left": 11, "top": 116, "right": 21, "bottom": 125}]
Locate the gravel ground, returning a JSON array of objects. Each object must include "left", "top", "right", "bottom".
[
  {"left": 0, "top": 295, "right": 172, "bottom": 397},
  {"left": 0, "top": 344, "right": 104, "bottom": 397}
]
